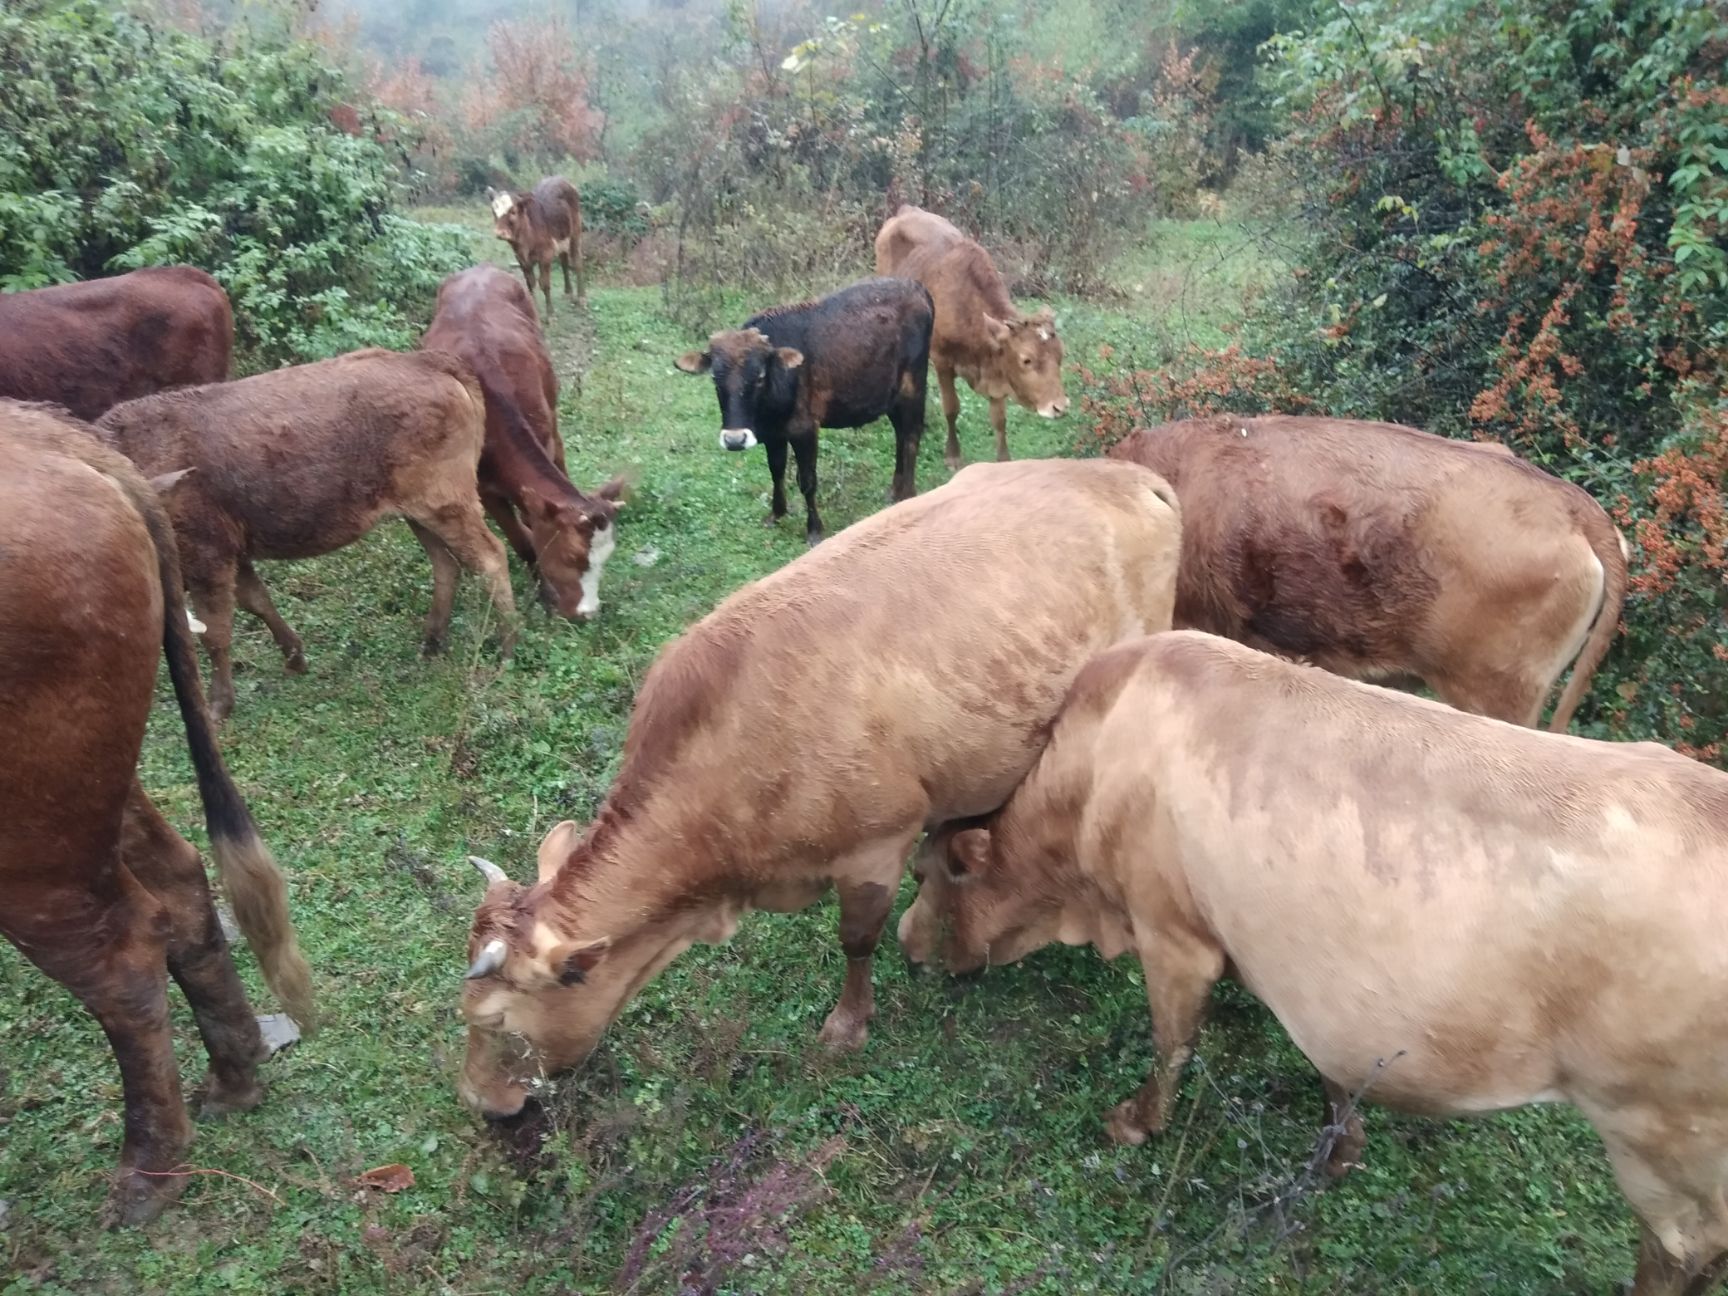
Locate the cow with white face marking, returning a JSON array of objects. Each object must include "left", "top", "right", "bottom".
[
  {"left": 485, "top": 177, "right": 584, "bottom": 321},
  {"left": 675, "top": 277, "right": 934, "bottom": 545}
]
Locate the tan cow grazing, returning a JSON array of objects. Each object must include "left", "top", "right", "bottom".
[
  {"left": 0, "top": 402, "right": 313, "bottom": 1225},
  {"left": 421, "top": 266, "right": 625, "bottom": 620},
  {"left": 1110, "top": 415, "right": 1628, "bottom": 730},
  {"left": 0, "top": 266, "right": 232, "bottom": 420},
  {"left": 98, "top": 349, "right": 516, "bottom": 719},
  {"left": 456, "top": 459, "right": 1181, "bottom": 1120},
  {"left": 874, "top": 204, "right": 1068, "bottom": 467},
  {"left": 902, "top": 631, "right": 1728, "bottom": 1296},
  {"left": 487, "top": 176, "right": 585, "bottom": 320}
]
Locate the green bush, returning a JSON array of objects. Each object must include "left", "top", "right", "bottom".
[{"left": 0, "top": 0, "right": 469, "bottom": 366}]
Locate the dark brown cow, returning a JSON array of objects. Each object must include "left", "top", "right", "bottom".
[
  {"left": 487, "top": 177, "right": 585, "bottom": 320},
  {"left": 421, "top": 266, "right": 625, "bottom": 620},
  {"left": 0, "top": 266, "right": 232, "bottom": 420},
  {"left": 675, "top": 277, "right": 934, "bottom": 545},
  {"left": 99, "top": 349, "right": 516, "bottom": 719},
  {"left": 0, "top": 401, "right": 313, "bottom": 1225},
  {"left": 1109, "top": 415, "right": 1629, "bottom": 730},
  {"left": 874, "top": 205, "right": 1067, "bottom": 466}
]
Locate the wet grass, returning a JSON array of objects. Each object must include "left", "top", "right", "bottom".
[{"left": 0, "top": 216, "right": 1634, "bottom": 1294}]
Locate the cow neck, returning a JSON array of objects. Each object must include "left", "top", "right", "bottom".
[
  {"left": 486, "top": 385, "right": 586, "bottom": 509},
  {"left": 992, "top": 744, "right": 1089, "bottom": 891},
  {"left": 541, "top": 801, "right": 701, "bottom": 929}
]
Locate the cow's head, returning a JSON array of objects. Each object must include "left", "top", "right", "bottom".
[
  {"left": 899, "top": 822, "right": 1081, "bottom": 975},
  {"left": 985, "top": 308, "right": 1068, "bottom": 419},
  {"left": 674, "top": 328, "right": 803, "bottom": 451},
  {"left": 523, "top": 480, "right": 626, "bottom": 621},
  {"left": 458, "top": 824, "right": 741, "bottom": 1120},
  {"left": 486, "top": 188, "right": 523, "bottom": 245}
]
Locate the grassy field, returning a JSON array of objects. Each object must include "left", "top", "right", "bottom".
[{"left": 1, "top": 219, "right": 1634, "bottom": 1295}]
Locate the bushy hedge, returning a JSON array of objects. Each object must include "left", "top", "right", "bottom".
[
  {"left": 1083, "top": 0, "right": 1728, "bottom": 758},
  {"left": 0, "top": 0, "right": 469, "bottom": 365}
]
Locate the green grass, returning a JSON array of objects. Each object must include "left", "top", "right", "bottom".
[{"left": 0, "top": 221, "right": 1634, "bottom": 1294}]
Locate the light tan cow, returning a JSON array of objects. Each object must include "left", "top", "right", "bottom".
[
  {"left": 874, "top": 205, "right": 1067, "bottom": 468},
  {"left": 902, "top": 630, "right": 1728, "bottom": 1296},
  {"left": 1110, "top": 416, "right": 1630, "bottom": 730},
  {"left": 456, "top": 459, "right": 1181, "bottom": 1119}
]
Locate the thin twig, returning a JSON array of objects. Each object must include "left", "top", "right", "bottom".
[{"left": 128, "top": 1165, "right": 283, "bottom": 1205}]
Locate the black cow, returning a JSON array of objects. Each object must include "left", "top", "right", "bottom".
[{"left": 675, "top": 277, "right": 934, "bottom": 545}]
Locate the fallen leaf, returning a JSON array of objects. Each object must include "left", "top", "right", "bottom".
[{"left": 355, "top": 1163, "right": 414, "bottom": 1193}]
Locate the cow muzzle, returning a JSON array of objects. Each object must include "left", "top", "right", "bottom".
[
  {"left": 719, "top": 429, "right": 758, "bottom": 451},
  {"left": 1037, "top": 398, "right": 1070, "bottom": 419}
]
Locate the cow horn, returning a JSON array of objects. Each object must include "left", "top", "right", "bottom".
[
  {"left": 465, "top": 938, "right": 508, "bottom": 980},
  {"left": 469, "top": 855, "right": 510, "bottom": 886}
]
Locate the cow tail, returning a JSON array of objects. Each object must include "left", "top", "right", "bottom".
[
  {"left": 136, "top": 482, "right": 318, "bottom": 1030},
  {"left": 1546, "top": 504, "right": 1630, "bottom": 733}
]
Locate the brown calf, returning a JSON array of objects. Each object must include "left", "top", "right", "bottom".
[
  {"left": 487, "top": 177, "right": 585, "bottom": 320},
  {"left": 1109, "top": 415, "right": 1628, "bottom": 730},
  {"left": 98, "top": 349, "right": 516, "bottom": 719},
  {"left": 0, "top": 266, "right": 232, "bottom": 420},
  {"left": 874, "top": 205, "right": 1068, "bottom": 466},
  {"left": 0, "top": 402, "right": 313, "bottom": 1225},
  {"left": 906, "top": 631, "right": 1728, "bottom": 1296},
  {"left": 421, "top": 266, "right": 624, "bottom": 620},
  {"left": 455, "top": 459, "right": 1181, "bottom": 1119}
]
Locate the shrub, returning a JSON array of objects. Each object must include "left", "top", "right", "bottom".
[{"left": 0, "top": 0, "right": 469, "bottom": 366}]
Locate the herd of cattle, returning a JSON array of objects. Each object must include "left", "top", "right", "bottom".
[{"left": 1, "top": 180, "right": 1724, "bottom": 1294}]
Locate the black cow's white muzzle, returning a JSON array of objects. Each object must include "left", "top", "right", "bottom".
[{"left": 719, "top": 428, "right": 758, "bottom": 451}]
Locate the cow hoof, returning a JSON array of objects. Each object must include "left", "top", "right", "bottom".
[
  {"left": 104, "top": 1168, "right": 184, "bottom": 1228},
  {"left": 421, "top": 635, "right": 446, "bottom": 657},
  {"left": 285, "top": 650, "right": 308, "bottom": 675},
  {"left": 1105, "top": 1100, "right": 1153, "bottom": 1147},
  {"left": 817, "top": 1010, "right": 869, "bottom": 1053},
  {"left": 196, "top": 1074, "right": 265, "bottom": 1120},
  {"left": 762, "top": 514, "right": 782, "bottom": 529},
  {"left": 944, "top": 456, "right": 963, "bottom": 472},
  {"left": 805, "top": 532, "right": 823, "bottom": 548}
]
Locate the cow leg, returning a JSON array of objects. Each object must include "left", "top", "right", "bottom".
[
  {"left": 559, "top": 247, "right": 574, "bottom": 300},
  {"left": 764, "top": 436, "right": 790, "bottom": 526},
  {"left": 1599, "top": 1112, "right": 1728, "bottom": 1296},
  {"left": 184, "top": 556, "right": 239, "bottom": 722},
  {"left": 539, "top": 259, "right": 554, "bottom": 321},
  {"left": 817, "top": 837, "right": 914, "bottom": 1052},
  {"left": 483, "top": 490, "right": 539, "bottom": 569},
  {"left": 1318, "top": 1074, "right": 1367, "bottom": 1179},
  {"left": 516, "top": 256, "right": 536, "bottom": 312},
  {"left": 936, "top": 365, "right": 963, "bottom": 470},
  {"left": 791, "top": 431, "right": 823, "bottom": 546},
  {"left": 405, "top": 520, "right": 461, "bottom": 655},
  {"left": 989, "top": 396, "right": 1011, "bottom": 462},
  {"left": 120, "top": 782, "right": 267, "bottom": 1117},
  {"left": 3, "top": 868, "right": 192, "bottom": 1226},
  {"left": 234, "top": 559, "right": 306, "bottom": 675},
  {"left": 888, "top": 401, "right": 922, "bottom": 502},
  {"left": 406, "top": 504, "right": 517, "bottom": 655},
  {"left": 1106, "top": 926, "right": 1227, "bottom": 1146}
]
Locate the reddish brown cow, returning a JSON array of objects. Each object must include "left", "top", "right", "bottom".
[
  {"left": 1109, "top": 415, "right": 1629, "bottom": 730},
  {"left": 0, "top": 266, "right": 232, "bottom": 420},
  {"left": 0, "top": 401, "right": 313, "bottom": 1225},
  {"left": 874, "top": 205, "right": 1068, "bottom": 466},
  {"left": 421, "top": 266, "right": 625, "bottom": 620},
  {"left": 487, "top": 177, "right": 585, "bottom": 320},
  {"left": 98, "top": 349, "right": 516, "bottom": 718}
]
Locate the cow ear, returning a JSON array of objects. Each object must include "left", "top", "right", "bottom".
[
  {"left": 485, "top": 186, "right": 497, "bottom": 200},
  {"left": 536, "top": 819, "right": 582, "bottom": 883},
  {"left": 775, "top": 347, "right": 805, "bottom": 370},
  {"left": 548, "top": 936, "right": 610, "bottom": 986},
  {"left": 982, "top": 314, "right": 1012, "bottom": 346},
  {"left": 675, "top": 350, "right": 712, "bottom": 375},
  {"left": 946, "top": 827, "right": 993, "bottom": 881}
]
